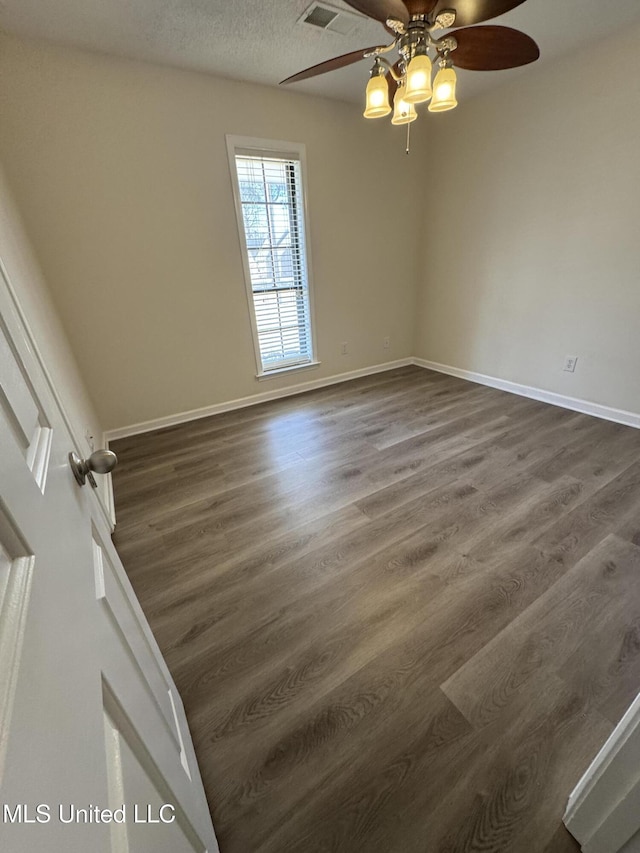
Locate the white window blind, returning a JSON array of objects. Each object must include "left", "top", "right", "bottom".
[{"left": 233, "top": 150, "right": 314, "bottom": 373}]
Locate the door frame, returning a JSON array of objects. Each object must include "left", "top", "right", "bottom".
[{"left": 565, "top": 690, "right": 640, "bottom": 852}]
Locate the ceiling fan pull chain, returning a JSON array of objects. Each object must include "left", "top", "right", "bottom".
[{"left": 405, "top": 120, "right": 411, "bottom": 155}]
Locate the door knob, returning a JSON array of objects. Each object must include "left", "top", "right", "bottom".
[{"left": 69, "top": 449, "right": 118, "bottom": 487}]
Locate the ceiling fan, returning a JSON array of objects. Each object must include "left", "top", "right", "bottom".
[{"left": 280, "top": 0, "right": 540, "bottom": 127}]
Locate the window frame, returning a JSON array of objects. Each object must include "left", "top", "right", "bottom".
[{"left": 226, "top": 135, "right": 320, "bottom": 379}]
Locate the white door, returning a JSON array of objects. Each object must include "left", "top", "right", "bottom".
[{"left": 0, "top": 263, "right": 219, "bottom": 852}]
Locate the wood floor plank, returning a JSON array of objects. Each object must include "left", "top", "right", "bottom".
[
  {"left": 192, "top": 541, "right": 577, "bottom": 847},
  {"left": 533, "top": 460, "right": 640, "bottom": 567},
  {"left": 156, "top": 479, "right": 481, "bottom": 675},
  {"left": 441, "top": 535, "right": 640, "bottom": 730},
  {"left": 136, "top": 503, "right": 371, "bottom": 616},
  {"left": 428, "top": 674, "right": 612, "bottom": 853},
  {"left": 251, "top": 686, "right": 474, "bottom": 853},
  {"left": 543, "top": 826, "right": 582, "bottom": 853},
  {"left": 155, "top": 471, "right": 570, "bottom": 673},
  {"left": 110, "top": 366, "right": 640, "bottom": 853}
]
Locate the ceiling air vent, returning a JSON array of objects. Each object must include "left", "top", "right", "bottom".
[{"left": 299, "top": 2, "right": 363, "bottom": 36}]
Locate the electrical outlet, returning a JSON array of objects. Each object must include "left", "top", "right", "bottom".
[
  {"left": 341, "top": 342, "right": 348, "bottom": 355},
  {"left": 383, "top": 336, "right": 390, "bottom": 349},
  {"left": 563, "top": 356, "right": 578, "bottom": 373}
]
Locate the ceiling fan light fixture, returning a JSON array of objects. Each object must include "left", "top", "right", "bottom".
[
  {"left": 363, "top": 67, "right": 391, "bottom": 118},
  {"left": 429, "top": 65, "right": 458, "bottom": 112},
  {"left": 391, "top": 83, "right": 417, "bottom": 125},
  {"left": 404, "top": 52, "right": 432, "bottom": 104},
  {"left": 282, "top": 1, "right": 540, "bottom": 147}
]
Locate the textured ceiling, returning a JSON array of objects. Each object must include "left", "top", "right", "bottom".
[{"left": 2, "top": 0, "right": 640, "bottom": 105}]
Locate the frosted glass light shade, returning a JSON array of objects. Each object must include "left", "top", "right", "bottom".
[
  {"left": 363, "top": 74, "right": 391, "bottom": 118},
  {"left": 405, "top": 54, "right": 433, "bottom": 104},
  {"left": 391, "top": 84, "right": 417, "bottom": 125},
  {"left": 429, "top": 66, "right": 458, "bottom": 112}
]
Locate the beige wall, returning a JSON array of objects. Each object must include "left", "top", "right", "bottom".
[
  {"left": 0, "top": 35, "right": 422, "bottom": 431},
  {"left": 3, "top": 25, "right": 640, "bottom": 432},
  {"left": 414, "top": 24, "right": 640, "bottom": 415},
  {"left": 0, "top": 162, "right": 103, "bottom": 457}
]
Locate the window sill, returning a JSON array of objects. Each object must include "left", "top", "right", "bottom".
[{"left": 256, "top": 361, "right": 321, "bottom": 381}]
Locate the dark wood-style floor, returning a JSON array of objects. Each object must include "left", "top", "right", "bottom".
[{"left": 111, "top": 366, "right": 640, "bottom": 853}]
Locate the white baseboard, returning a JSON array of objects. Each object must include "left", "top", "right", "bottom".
[
  {"left": 104, "top": 358, "right": 414, "bottom": 442},
  {"left": 104, "top": 355, "right": 640, "bottom": 444},
  {"left": 413, "top": 358, "right": 640, "bottom": 430}
]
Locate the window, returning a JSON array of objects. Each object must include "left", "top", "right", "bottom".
[{"left": 227, "top": 137, "right": 317, "bottom": 376}]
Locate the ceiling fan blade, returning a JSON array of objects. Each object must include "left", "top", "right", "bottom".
[
  {"left": 449, "top": 25, "right": 540, "bottom": 70},
  {"left": 433, "top": 0, "right": 526, "bottom": 27},
  {"left": 280, "top": 46, "right": 385, "bottom": 85},
  {"left": 342, "top": 0, "right": 409, "bottom": 25},
  {"left": 404, "top": 0, "right": 438, "bottom": 15}
]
